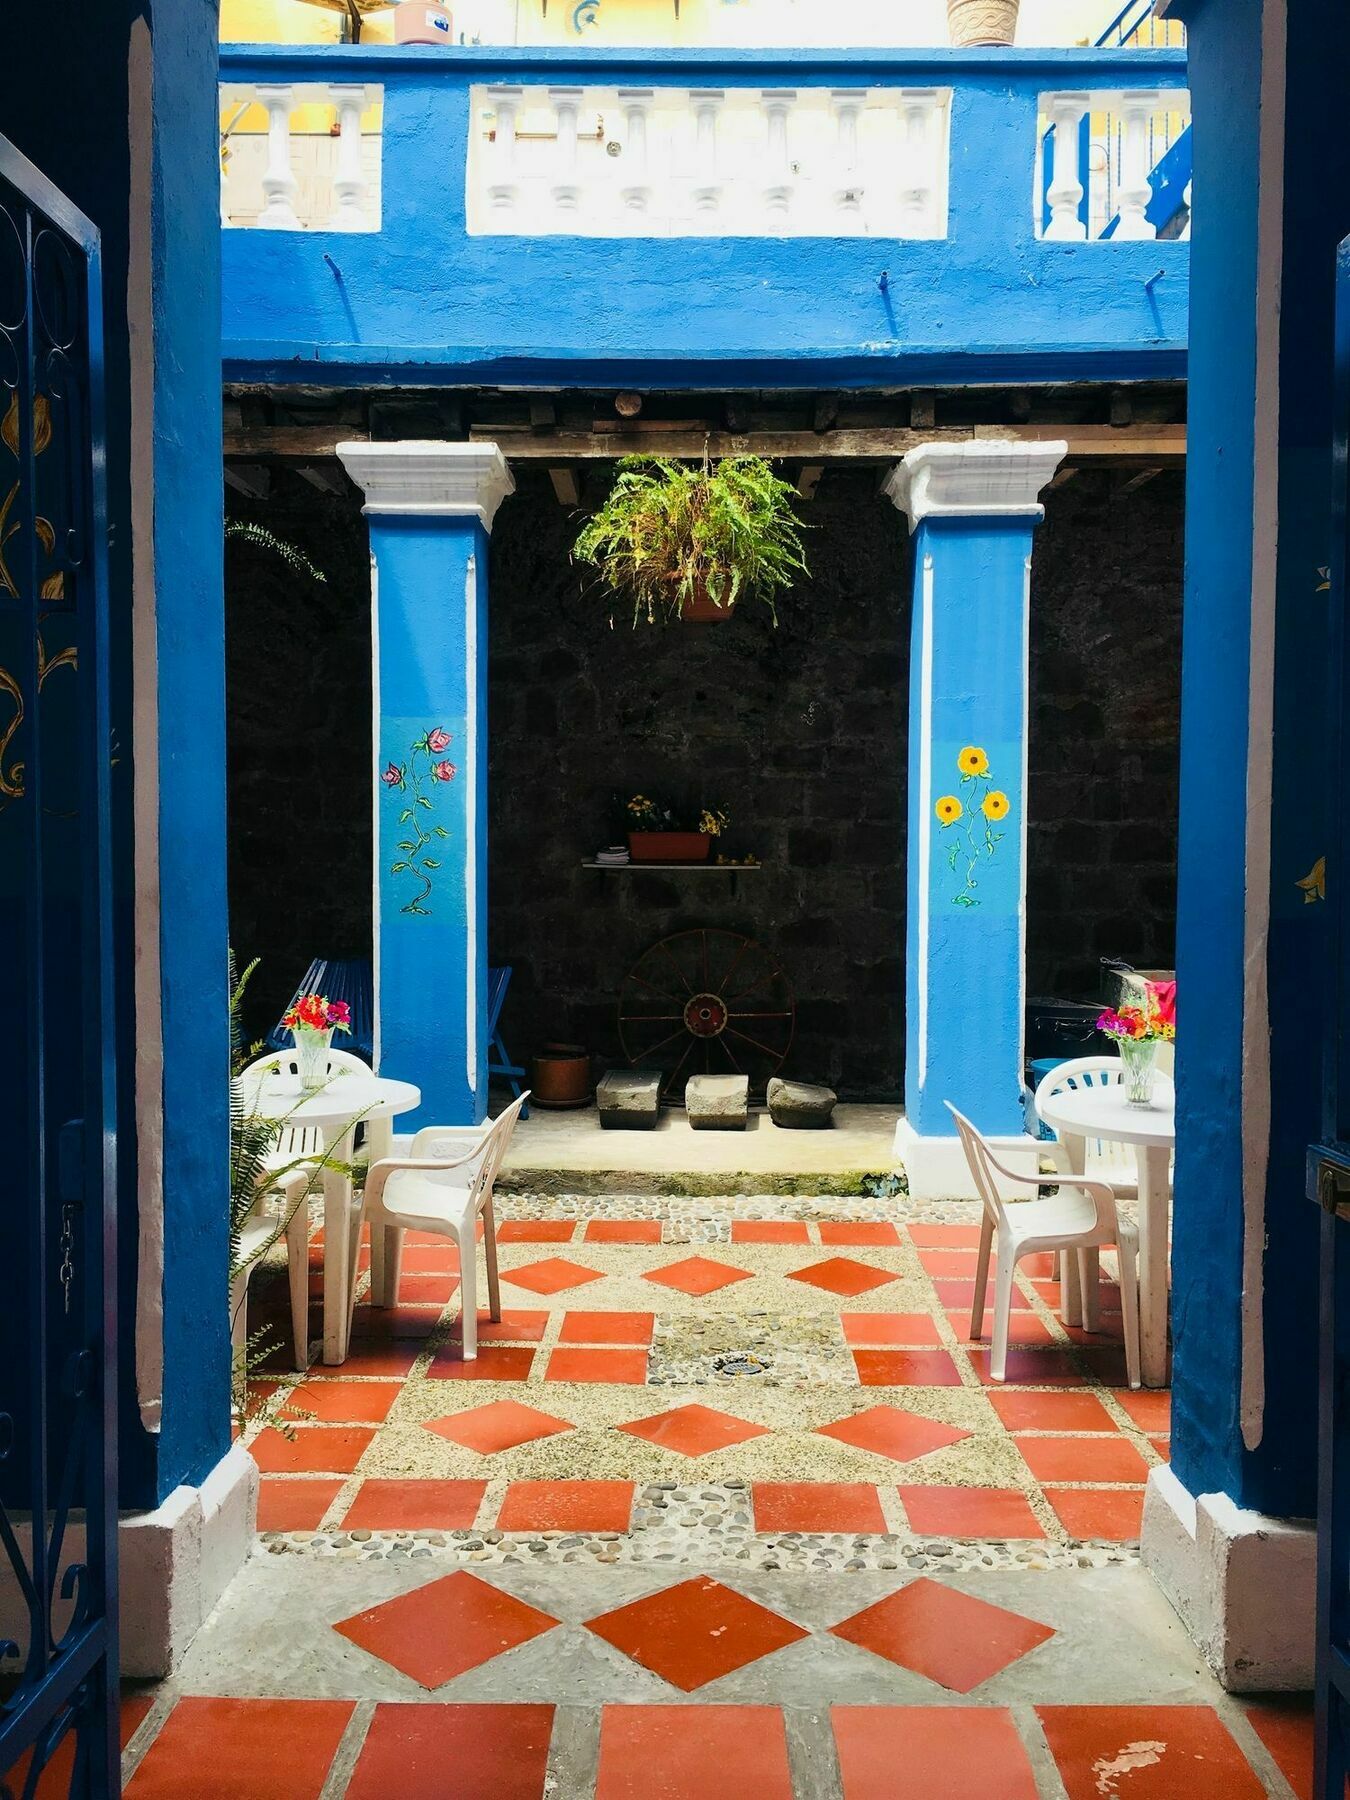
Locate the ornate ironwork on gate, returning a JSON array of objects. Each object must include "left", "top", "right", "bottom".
[{"left": 0, "top": 135, "right": 119, "bottom": 1798}]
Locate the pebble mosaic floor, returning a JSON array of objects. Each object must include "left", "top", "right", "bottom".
[{"left": 61, "top": 1193, "right": 1317, "bottom": 1798}]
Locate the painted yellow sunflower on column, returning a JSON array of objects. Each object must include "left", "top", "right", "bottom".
[
  {"left": 957, "top": 745, "right": 989, "bottom": 777},
  {"left": 935, "top": 795, "right": 963, "bottom": 824},
  {"left": 939, "top": 743, "right": 1014, "bottom": 906},
  {"left": 982, "top": 790, "right": 1010, "bottom": 821}
]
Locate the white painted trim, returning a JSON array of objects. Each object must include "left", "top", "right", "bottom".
[
  {"left": 465, "top": 551, "right": 479, "bottom": 1105},
  {"left": 1142, "top": 1463, "right": 1314, "bottom": 1691},
  {"left": 370, "top": 552, "right": 382, "bottom": 1074},
  {"left": 883, "top": 439, "right": 1067, "bottom": 530},
  {"left": 128, "top": 17, "right": 164, "bottom": 1435},
  {"left": 336, "top": 441, "right": 514, "bottom": 526},
  {"left": 916, "top": 553, "right": 934, "bottom": 1090},
  {"left": 1019, "top": 552, "right": 1031, "bottom": 1086},
  {"left": 894, "top": 1115, "right": 1045, "bottom": 1200}
]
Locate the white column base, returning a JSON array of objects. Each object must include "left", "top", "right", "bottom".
[
  {"left": 894, "top": 1115, "right": 1045, "bottom": 1200},
  {"left": 1141, "top": 1462, "right": 1316, "bottom": 1692}
]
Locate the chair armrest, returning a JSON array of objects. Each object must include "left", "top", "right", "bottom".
[{"left": 363, "top": 1149, "right": 487, "bottom": 1210}]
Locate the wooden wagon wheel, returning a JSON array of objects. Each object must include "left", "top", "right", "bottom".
[{"left": 617, "top": 928, "right": 796, "bottom": 1101}]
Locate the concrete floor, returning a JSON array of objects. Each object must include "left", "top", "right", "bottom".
[{"left": 499, "top": 1104, "right": 902, "bottom": 1194}]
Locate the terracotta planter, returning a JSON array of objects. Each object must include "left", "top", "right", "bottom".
[
  {"left": 628, "top": 832, "right": 712, "bottom": 864},
  {"left": 529, "top": 1042, "right": 592, "bottom": 1109},
  {"left": 946, "top": 0, "right": 1019, "bottom": 45},
  {"left": 681, "top": 586, "right": 735, "bottom": 623}
]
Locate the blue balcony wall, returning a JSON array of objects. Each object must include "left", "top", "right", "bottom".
[{"left": 221, "top": 45, "right": 1189, "bottom": 390}]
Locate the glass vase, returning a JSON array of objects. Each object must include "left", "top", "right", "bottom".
[
  {"left": 295, "top": 1025, "right": 333, "bottom": 1092},
  {"left": 1119, "top": 1035, "right": 1160, "bottom": 1107}
]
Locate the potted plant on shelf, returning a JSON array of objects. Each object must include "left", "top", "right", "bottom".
[
  {"left": 946, "top": 0, "right": 1019, "bottom": 45},
  {"left": 572, "top": 454, "right": 808, "bottom": 626},
  {"left": 626, "top": 794, "right": 729, "bottom": 863}
]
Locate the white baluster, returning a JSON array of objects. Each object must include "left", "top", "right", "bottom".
[
  {"left": 1043, "top": 91, "right": 1090, "bottom": 241},
  {"left": 831, "top": 89, "right": 867, "bottom": 227},
  {"left": 549, "top": 85, "right": 584, "bottom": 214},
  {"left": 487, "top": 85, "right": 523, "bottom": 216},
  {"left": 761, "top": 89, "right": 797, "bottom": 219},
  {"left": 898, "top": 88, "right": 940, "bottom": 237},
  {"left": 1180, "top": 176, "right": 1193, "bottom": 240},
  {"left": 690, "top": 88, "right": 725, "bottom": 216},
  {"left": 329, "top": 84, "right": 369, "bottom": 231},
  {"left": 256, "top": 84, "right": 301, "bottom": 230},
  {"left": 618, "top": 88, "right": 654, "bottom": 215},
  {"left": 1114, "top": 89, "right": 1162, "bottom": 241}
]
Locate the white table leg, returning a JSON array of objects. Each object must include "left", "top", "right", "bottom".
[
  {"left": 1136, "top": 1142, "right": 1172, "bottom": 1387},
  {"left": 1058, "top": 1132, "right": 1087, "bottom": 1327},
  {"left": 348, "top": 1117, "right": 394, "bottom": 1338},
  {"left": 321, "top": 1124, "right": 357, "bottom": 1366}
]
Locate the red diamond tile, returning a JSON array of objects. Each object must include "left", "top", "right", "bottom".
[
  {"left": 897, "top": 1487, "right": 1046, "bottom": 1540},
  {"left": 283, "top": 1381, "right": 402, "bottom": 1425},
  {"left": 497, "top": 1480, "right": 636, "bottom": 1534},
  {"left": 585, "top": 1220, "right": 663, "bottom": 1244},
  {"left": 830, "top": 1578, "right": 1054, "bottom": 1692},
  {"left": 789, "top": 1257, "right": 897, "bottom": 1297},
  {"left": 642, "top": 1256, "right": 753, "bottom": 1297},
  {"left": 401, "top": 1244, "right": 461, "bottom": 1272},
  {"left": 819, "top": 1222, "right": 902, "bottom": 1246},
  {"left": 586, "top": 1576, "right": 808, "bottom": 1691},
  {"left": 618, "top": 1403, "right": 769, "bottom": 1457},
  {"left": 1017, "top": 1436, "right": 1150, "bottom": 1484},
  {"left": 334, "top": 1340, "right": 423, "bottom": 1378},
  {"left": 346, "top": 1703, "right": 554, "bottom": 1800},
  {"left": 918, "top": 1249, "right": 983, "bottom": 1276},
  {"left": 852, "top": 1350, "right": 964, "bottom": 1387},
  {"left": 424, "top": 1401, "right": 574, "bottom": 1455},
  {"left": 833, "top": 1705, "right": 1040, "bottom": 1800},
  {"left": 351, "top": 1304, "right": 444, "bottom": 1341},
  {"left": 596, "top": 1705, "right": 793, "bottom": 1800},
  {"left": 949, "top": 1310, "right": 1057, "bottom": 1346},
  {"left": 730, "top": 1221, "right": 811, "bottom": 1244},
  {"left": 335, "top": 1571, "right": 559, "bottom": 1689},
  {"left": 558, "top": 1311, "right": 655, "bottom": 1346},
  {"left": 1037, "top": 1705, "right": 1267, "bottom": 1799},
  {"left": 397, "top": 1275, "right": 461, "bottom": 1305},
  {"left": 256, "top": 1478, "right": 344, "bottom": 1532},
  {"left": 425, "top": 1344, "right": 539, "bottom": 1382},
  {"left": 842, "top": 1313, "right": 942, "bottom": 1347},
  {"left": 123, "top": 1698, "right": 353, "bottom": 1800},
  {"left": 752, "top": 1482, "right": 887, "bottom": 1533},
  {"left": 817, "top": 1406, "right": 971, "bottom": 1464},
  {"left": 1043, "top": 1487, "right": 1145, "bottom": 1541},
  {"left": 249, "top": 1426, "right": 374, "bottom": 1475},
  {"left": 545, "top": 1347, "right": 649, "bottom": 1385},
  {"left": 340, "top": 1480, "right": 487, "bottom": 1530},
  {"left": 505, "top": 1257, "right": 604, "bottom": 1295},
  {"left": 933, "top": 1279, "right": 1031, "bottom": 1310}
]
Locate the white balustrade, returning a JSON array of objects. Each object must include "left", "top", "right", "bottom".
[
  {"left": 618, "top": 89, "right": 654, "bottom": 215},
  {"left": 329, "top": 84, "right": 371, "bottom": 231},
  {"left": 1043, "top": 91, "right": 1090, "bottom": 242},
  {"left": 256, "top": 84, "right": 301, "bottom": 230},
  {"left": 1115, "top": 88, "right": 1162, "bottom": 241},
  {"left": 1038, "top": 87, "right": 1191, "bottom": 244},
  {"left": 898, "top": 87, "right": 941, "bottom": 238},
  {"left": 830, "top": 89, "right": 867, "bottom": 226},
  {"left": 486, "top": 85, "right": 523, "bottom": 217},
  {"left": 690, "top": 88, "right": 725, "bottom": 216},
  {"left": 220, "top": 82, "right": 383, "bottom": 231},
  {"left": 761, "top": 90, "right": 797, "bottom": 218},
  {"left": 549, "top": 86, "right": 584, "bottom": 213}
]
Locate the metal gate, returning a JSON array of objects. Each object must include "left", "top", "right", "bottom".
[{"left": 0, "top": 135, "right": 119, "bottom": 1797}]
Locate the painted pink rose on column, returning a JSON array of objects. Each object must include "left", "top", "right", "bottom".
[
  {"left": 426, "top": 727, "right": 452, "bottom": 752},
  {"left": 386, "top": 725, "right": 455, "bottom": 916},
  {"left": 432, "top": 759, "right": 456, "bottom": 782},
  {"left": 381, "top": 761, "right": 405, "bottom": 788}
]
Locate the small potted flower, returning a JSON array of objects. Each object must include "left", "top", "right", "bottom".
[
  {"left": 626, "top": 794, "right": 729, "bottom": 863},
  {"left": 283, "top": 992, "right": 352, "bottom": 1091},
  {"left": 1096, "top": 990, "right": 1176, "bottom": 1107}
]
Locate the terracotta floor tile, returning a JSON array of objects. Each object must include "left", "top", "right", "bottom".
[
  {"left": 341, "top": 1479, "right": 487, "bottom": 1530},
  {"left": 13, "top": 1695, "right": 154, "bottom": 1798},
  {"left": 335, "top": 1570, "right": 559, "bottom": 1688},
  {"left": 283, "top": 1381, "right": 402, "bottom": 1425},
  {"left": 917, "top": 1249, "right": 983, "bottom": 1276},
  {"left": 497, "top": 1480, "right": 636, "bottom": 1533},
  {"left": 249, "top": 1425, "right": 375, "bottom": 1475},
  {"left": 124, "top": 1697, "right": 353, "bottom": 1799},
  {"left": 1019, "top": 1252, "right": 1060, "bottom": 1278},
  {"left": 401, "top": 1244, "right": 462, "bottom": 1272},
  {"left": 256, "top": 1478, "right": 344, "bottom": 1531},
  {"left": 618, "top": 1403, "right": 769, "bottom": 1457},
  {"left": 586, "top": 1575, "right": 808, "bottom": 1691},
  {"left": 789, "top": 1257, "right": 898, "bottom": 1298},
  {"left": 933, "top": 1279, "right": 1031, "bottom": 1310},
  {"left": 642, "top": 1256, "right": 754, "bottom": 1297},
  {"left": 1152, "top": 1436, "right": 1171, "bottom": 1459},
  {"left": 1043, "top": 1487, "right": 1145, "bottom": 1541},
  {"left": 1076, "top": 1346, "right": 1132, "bottom": 1386},
  {"left": 447, "top": 1309, "right": 551, "bottom": 1345},
  {"left": 1244, "top": 1695, "right": 1314, "bottom": 1800},
  {"left": 426, "top": 1344, "right": 538, "bottom": 1382},
  {"left": 949, "top": 1310, "right": 1058, "bottom": 1347},
  {"left": 396, "top": 1274, "right": 461, "bottom": 1305},
  {"left": 499, "top": 1221, "right": 576, "bottom": 1243},
  {"left": 896, "top": 1486, "right": 1046, "bottom": 1539},
  {"left": 833, "top": 1704, "right": 1040, "bottom": 1799},
  {"left": 968, "top": 1348, "right": 1086, "bottom": 1387},
  {"left": 841, "top": 1312, "right": 942, "bottom": 1347},
  {"left": 817, "top": 1405, "right": 971, "bottom": 1464},
  {"left": 558, "top": 1311, "right": 655, "bottom": 1346},
  {"left": 831, "top": 1577, "right": 1054, "bottom": 1693},
  {"left": 1037, "top": 1705, "right": 1267, "bottom": 1798},
  {"left": 819, "top": 1222, "right": 903, "bottom": 1246},
  {"left": 730, "top": 1220, "right": 812, "bottom": 1244},
  {"left": 907, "top": 1225, "right": 984, "bottom": 1248},
  {"left": 346, "top": 1703, "right": 555, "bottom": 1800},
  {"left": 505, "top": 1257, "right": 604, "bottom": 1295},
  {"left": 424, "top": 1400, "right": 574, "bottom": 1455},
  {"left": 989, "top": 1391, "right": 1119, "bottom": 1434},
  {"left": 1112, "top": 1388, "right": 1172, "bottom": 1433},
  {"left": 350, "top": 1305, "right": 444, "bottom": 1341},
  {"left": 333, "top": 1340, "right": 423, "bottom": 1378},
  {"left": 852, "top": 1349, "right": 964, "bottom": 1387},
  {"left": 545, "top": 1347, "right": 650, "bottom": 1385},
  {"left": 1018, "top": 1436, "right": 1151, "bottom": 1484},
  {"left": 585, "top": 1220, "right": 664, "bottom": 1244},
  {"left": 752, "top": 1482, "right": 887, "bottom": 1533},
  {"left": 595, "top": 1705, "right": 793, "bottom": 1800}
]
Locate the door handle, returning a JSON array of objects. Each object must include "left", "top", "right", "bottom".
[{"left": 1318, "top": 1159, "right": 1350, "bottom": 1221}]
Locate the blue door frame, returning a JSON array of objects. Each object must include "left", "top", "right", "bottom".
[{"left": 0, "top": 134, "right": 119, "bottom": 1798}]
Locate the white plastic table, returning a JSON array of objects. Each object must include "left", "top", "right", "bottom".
[
  {"left": 1035, "top": 1082, "right": 1175, "bottom": 1388},
  {"left": 242, "top": 1071, "right": 421, "bottom": 1365}
]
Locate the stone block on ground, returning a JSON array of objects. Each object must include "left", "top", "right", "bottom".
[
  {"left": 767, "top": 1078, "right": 838, "bottom": 1130},
  {"left": 686, "top": 1073, "right": 750, "bottom": 1130},
  {"left": 596, "top": 1069, "right": 663, "bottom": 1130}
]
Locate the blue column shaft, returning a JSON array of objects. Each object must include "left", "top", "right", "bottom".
[
  {"left": 371, "top": 514, "right": 489, "bottom": 1127},
  {"left": 906, "top": 515, "right": 1032, "bottom": 1139}
]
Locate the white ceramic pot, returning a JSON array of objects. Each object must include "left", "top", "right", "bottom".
[{"left": 946, "top": 0, "right": 1020, "bottom": 46}]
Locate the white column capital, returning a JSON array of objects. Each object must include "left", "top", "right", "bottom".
[
  {"left": 883, "top": 439, "right": 1067, "bottom": 531},
  {"left": 336, "top": 441, "right": 514, "bottom": 528}
]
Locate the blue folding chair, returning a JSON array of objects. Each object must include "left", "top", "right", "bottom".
[{"left": 488, "top": 965, "right": 528, "bottom": 1116}]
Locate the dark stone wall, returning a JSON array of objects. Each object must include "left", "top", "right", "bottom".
[{"left": 225, "top": 460, "right": 1183, "bottom": 1096}]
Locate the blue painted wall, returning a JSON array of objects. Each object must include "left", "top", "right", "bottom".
[
  {"left": 220, "top": 44, "right": 1189, "bottom": 391},
  {"left": 906, "top": 516, "right": 1032, "bottom": 1140},
  {"left": 371, "top": 517, "right": 489, "bottom": 1126}
]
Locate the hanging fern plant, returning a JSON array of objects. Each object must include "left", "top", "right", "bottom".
[
  {"left": 572, "top": 454, "right": 807, "bottom": 626},
  {"left": 225, "top": 520, "right": 327, "bottom": 585}
]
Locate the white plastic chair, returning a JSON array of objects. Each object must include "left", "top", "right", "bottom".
[
  {"left": 359, "top": 1092, "right": 530, "bottom": 1361},
  {"left": 947, "top": 1102, "right": 1141, "bottom": 1388},
  {"left": 231, "top": 1166, "right": 311, "bottom": 1371}
]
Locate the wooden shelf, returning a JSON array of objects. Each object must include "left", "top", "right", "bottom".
[{"left": 582, "top": 861, "right": 762, "bottom": 872}]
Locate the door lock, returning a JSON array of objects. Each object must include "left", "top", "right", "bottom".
[{"left": 1318, "top": 1160, "right": 1350, "bottom": 1221}]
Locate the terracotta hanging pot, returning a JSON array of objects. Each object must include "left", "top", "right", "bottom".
[
  {"left": 529, "top": 1043, "right": 593, "bottom": 1108},
  {"left": 946, "top": 0, "right": 1019, "bottom": 46},
  {"left": 628, "top": 832, "right": 712, "bottom": 864},
  {"left": 680, "top": 579, "right": 735, "bottom": 624}
]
